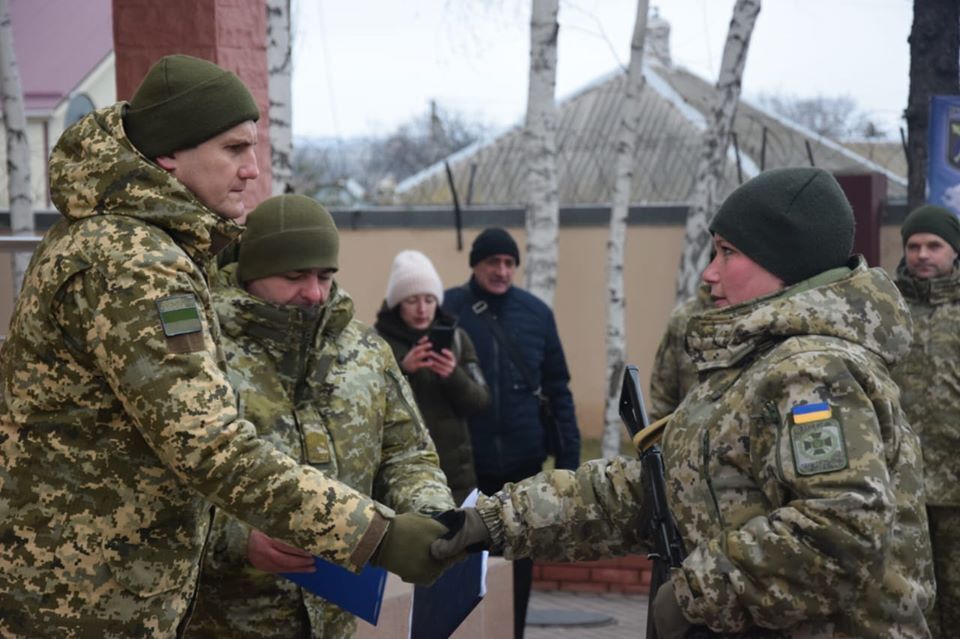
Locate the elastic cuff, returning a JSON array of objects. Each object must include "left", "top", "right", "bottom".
[{"left": 476, "top": 495, "right": 506, "bottom": 552}]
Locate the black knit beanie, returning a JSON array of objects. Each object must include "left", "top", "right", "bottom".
[
  {"left": 469, "top": 227, "right": 520, "bottom": 267},
  {"left": 900, "top": 204, "right": 960, "bottom": 253},
  {"left": 709, "top": 168, "right": 855, "bottom": 285},
  {"left": 124, "top": 55, "right": 260, "bottom": 158},
  {"left": 238, "top": 195, "right": 339, "bottom": 283}
]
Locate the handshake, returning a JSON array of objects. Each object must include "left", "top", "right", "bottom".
[{"left": 370, "top": 508, "right": 493, "bottom": 586}]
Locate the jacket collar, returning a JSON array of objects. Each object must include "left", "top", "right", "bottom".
[
  {"left": 895, "top": 259, "right": 960, "bottom": 305},
  {"left": 687, "top": 256, "right": 913, "bottom": 372}
]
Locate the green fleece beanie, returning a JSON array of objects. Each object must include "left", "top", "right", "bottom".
[
  {"left": 709, "top": 167, "right": 855, "bottom": 285},
  {"left": 237, "top": 195, "right": 339, "bottom": 283},
  {"left": 124, "top": 54, "right": 260, "bottom": 158},
  {"left": 900, "top": 204, "right": 960, "bottom": 253}
]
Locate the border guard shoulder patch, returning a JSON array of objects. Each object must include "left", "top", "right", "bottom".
[{"left": 788, "top": 401, "right": 848, "bottom": 476}]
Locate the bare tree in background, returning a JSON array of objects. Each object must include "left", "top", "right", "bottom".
[
  {"left": 906, "top": 0, "right": 959, "bottom": 210},
  {"left": 0, "top": 0, "right": 32, "bottom": 297},
  {"left": 267, "top": 0, "right": 293, "bottom": 195},
  {"left": 602, "top": 0, "right": 649, "bottom": 460},
  {"left": 523, "top": 0, "right": 560, "bottom": 306},
  {"left": 675, "top": 0, "right": 761, "bottom": 302},
  {"left": 757, "top": 93, "right": 886, "bottom": 140}
]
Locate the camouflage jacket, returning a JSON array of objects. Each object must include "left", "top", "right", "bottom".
[
  {"left": 893, "top": 261, "right": 960, "bottom": 506},
  {"left": 649, "top": 284, "right": 711, "bottom": 421},
  {"left": 0, "top": 104, "right": 391, "bottom": 638},
  {"left": 188, "top": 266, "right": 453, "bottom": 638},
  {"left": 478, "top": 259, "right": 933, "bottom": 638}
]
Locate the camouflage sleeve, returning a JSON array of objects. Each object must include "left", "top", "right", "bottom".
[
  {"left": 442, "top": 329, "right": 490, "bottom": 417},
  {"left": 373, "top": 340, "right": 456, "bottom": 514},
  {"left": 68, "top": 256, "right": 388, "bottom": 571},
  {"left": 673, "top": 350, "right": 894, "bottom": 632},
  {"left": 648, "top": 308, "right": 685, "bottom": 422},
  {"left": 475, "top": 456, "right": 649, "bottom": 561}
]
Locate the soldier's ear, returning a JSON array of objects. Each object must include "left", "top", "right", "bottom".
[{"left": 155, "top": 155, "right": 177, "bottom": 172}]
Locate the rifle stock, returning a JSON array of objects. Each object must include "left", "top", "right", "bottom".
[{"left": 619, "top": 365, "right": 713, "bottom": 639}]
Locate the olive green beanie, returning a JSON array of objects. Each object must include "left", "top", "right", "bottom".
[
  {"left": 124, "top": 54, "right": 260, "bottom": 158},
  {"left": 709, "top": 167, "right": 855, "bottom": 285},
  {"left": 900, "top": 204, "right": 960, "bottom": 252},
  {"left": 237, "top": 195, "right": 339, "bottom": 283}
]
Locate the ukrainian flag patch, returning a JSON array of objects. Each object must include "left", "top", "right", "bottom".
[
  {"left": 791, "top": 402, "right": 832, "bottom": 424},
  {"left": 789, "top": 401, "right": 847, "bottom": 476}
]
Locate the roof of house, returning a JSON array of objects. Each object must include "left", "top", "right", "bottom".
[
  {"left": 12, "top": 0, "right": 113, "bottom": 113},
  {"left": 397, "top": 52, "right": 906, "bottom": 206}
]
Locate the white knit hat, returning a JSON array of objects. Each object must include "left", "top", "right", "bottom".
[{"left": 386, "top": 250, "right": 445, "bottom": 308}]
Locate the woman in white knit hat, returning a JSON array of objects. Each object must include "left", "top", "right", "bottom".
[{"left": 375, "top": 250, "right": 490, "bottom": 504}]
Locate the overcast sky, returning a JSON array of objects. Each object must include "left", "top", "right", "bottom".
[{"left": 290, "top": 0, "right": 912, "bottom": 141}]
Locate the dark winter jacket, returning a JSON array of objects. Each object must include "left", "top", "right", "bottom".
[
  {"left": 443, "top": 277, "right": 581, "bottom": 475},
  {"left": 374, "top": 304, "right": 490, "bottom": 504}
]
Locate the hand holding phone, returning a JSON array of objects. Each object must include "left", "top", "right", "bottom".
[{"left": 428, "top": 324, "right": 455, "bottom": 353}]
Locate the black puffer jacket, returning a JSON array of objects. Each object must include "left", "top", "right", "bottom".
[{"left": 374, "top": 305, "right": 490, "bottom": 504}]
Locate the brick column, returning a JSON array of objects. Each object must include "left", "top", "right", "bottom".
[{"left": 112, "top": 0, "right": 272, "bottom": 210}]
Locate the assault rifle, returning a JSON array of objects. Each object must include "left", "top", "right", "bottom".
[{"left": 619, "top": 365, "right": 712, "bottom": 639}]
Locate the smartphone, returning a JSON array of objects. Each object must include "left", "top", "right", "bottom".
[{"left": 428, "top": 324, "right": 456, "bottom": 353}]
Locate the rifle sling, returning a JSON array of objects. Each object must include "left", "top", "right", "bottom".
[{"left": 633, "top": 413, "right": 673, "bottom": 453}]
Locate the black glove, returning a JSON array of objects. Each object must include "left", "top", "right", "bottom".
[
  {"left": 653, "top": 581, "right": 694, "bottom": 639},
  {"left": 429, "top": 507, "right": 492, "bottom": 560},
  {"left": 370, "top": 512, "right": 452, "bottom": 586}
]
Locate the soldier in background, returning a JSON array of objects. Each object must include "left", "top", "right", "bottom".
[
  {"left": 432, "top": 168, "right": 934, "bottom": 638},
  {"left": 892, "top": 204, "right": 960, "bottom": 638},
  {"left": 188, "top": 195, "right": 455, "bottom": 638},
  {"left": 648, "top": 283, "right": 711, "bottom": 421},
  {"left": 0, "top": 55, "right": 451, "bottom": 637}
]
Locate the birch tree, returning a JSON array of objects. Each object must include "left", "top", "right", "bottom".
[
  {"left": 602, "top": 0, "right": 649, "bottom": 460},
  {"left": 522, "top": 0, "right": 560, "bottom": 306},
  {"left": 267, "top": 0, "right": 293, "bottom": 195},
  {"left": 0, "top": 0, "right": 32, "bottom": 296},
  {"left": 675, "top": 0, "right": 761, "bottom": 302}
]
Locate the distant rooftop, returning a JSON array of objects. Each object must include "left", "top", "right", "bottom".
[{"left": 12, "top": 0, "right": 112, "bottom": 113}]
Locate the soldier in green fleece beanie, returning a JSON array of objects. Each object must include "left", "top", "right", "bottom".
[
  {"left": 709, "top": 167, "right": 855, "bottom": 288},
  {"left": 124, "top": 54, "right": 260, "bottom": 159}
]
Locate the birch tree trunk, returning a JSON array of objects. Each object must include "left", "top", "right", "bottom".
[
  {"left": 523, "top": 0, "right": 560, "bottom": 307},
  {"left": 267, "top": 0, "right": 293, "bottom": 195},
  {"left": 602, "top": 0, "right": 649, "bottom": 460},
  {"left": 675, "top": 0, "right": 760, "bottom": 302},
  {"left": 0, "top": 0, "right": 32, "bottom": 297}
]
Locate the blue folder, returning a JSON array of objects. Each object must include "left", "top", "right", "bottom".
[
  {"left": 410, "top": 550, "right": 487, "bottom": 638},
  {"left": 409, "top": 489, "right": 488, "bottom": 638},
  {"left": 281, "top": 558, "right": 388, "bottom": 625}
]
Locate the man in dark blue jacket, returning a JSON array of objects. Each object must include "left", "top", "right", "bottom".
[{"left": 443, "top": 227, "right": 581, "bottom": 639}]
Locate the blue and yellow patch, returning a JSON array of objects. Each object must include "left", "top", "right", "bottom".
[
  {"left": 791, "top": 401, "right": 832, "bottom": 424},
  {"left": 789, "top": 401, "right": 848, "bottom": 476}
]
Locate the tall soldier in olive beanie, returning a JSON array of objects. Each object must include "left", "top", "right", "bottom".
[
  {"left": 187, "top": 195, "right": 456, "bottom": 639},
  {"left": 0, "top": 56, "right": 455, "bottom": 637},
  {"left": 892, "top": 203, "right": 960, "bottom": 637},
  {"left": 429, "top": 169, "right": 933, "bottom": 638}
]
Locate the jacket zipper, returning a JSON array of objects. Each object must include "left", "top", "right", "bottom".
[{"left": 701, "top": 427, "right": 725, "bottom": 529}]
